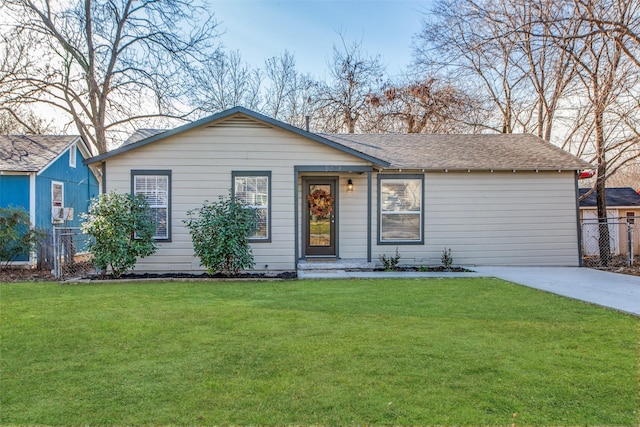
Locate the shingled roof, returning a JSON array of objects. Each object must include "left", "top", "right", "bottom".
[
  {"left": 579, "top": 187, "right": 640, "bottom": 207},
  {"left": 319, "top": 133, "right": 592, "bottom": 171},
  {"left": 0, "top": 135, "right": 81, "bottom": 172}
]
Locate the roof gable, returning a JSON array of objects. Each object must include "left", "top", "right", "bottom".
[
  {"left": 85, "top": 107, "right": 390, "bottom": 167},
  {"left": 0, "top": 135, "right": 84, "bottom": 172},
  {"left": 579, "top": 187, "right": 640, "bottom": 207}
]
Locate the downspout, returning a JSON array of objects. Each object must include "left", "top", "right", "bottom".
[
  {"left": 101, "top": 161, "right": 106, "bottom": 194},
  {"left": 575, "top": 171, "right": 583, "bottom": 267},
  {"left": 29, "top": 172, "right": 36, "bottom": 267},
  {"left": 293, "top": 167, "right": 299, "bottom": 268},
  {"left": 367, "top": 170, "right": 372, "bottom": 263}
]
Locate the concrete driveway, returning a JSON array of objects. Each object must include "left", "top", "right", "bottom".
[{"left": 474, "top": 267, "right": 640, "bottom": 316}]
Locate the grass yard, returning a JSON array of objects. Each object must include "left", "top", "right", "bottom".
[{"left": 1, "top": 278, "right": 638, "bottom": 426}]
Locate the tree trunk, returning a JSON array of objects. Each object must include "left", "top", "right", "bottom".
[{"left": 594, "top": 112, "right": 611, "bottom": 266}]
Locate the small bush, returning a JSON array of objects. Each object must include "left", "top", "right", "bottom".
[
  {"left": 81, "top": 192, "right": 157, "bottom": 278},
  {"left": 441, "top": 247, "right": 453, "bottom": 271},
  {"left": 379, "top": 247, "right": 401, "bottom": 271},
  {"left": 184, "top": 193, "right": 258, "bottom": 276},
  {"left": 0, "top": 206, "right": 45, "bottom": 268}
]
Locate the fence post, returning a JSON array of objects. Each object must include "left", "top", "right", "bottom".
[
  {"left": 52, "top": 227, "right": 58, "bottom": 279},
  {"left": 628, "top": 223, "right": 633, "bottom": 266}
]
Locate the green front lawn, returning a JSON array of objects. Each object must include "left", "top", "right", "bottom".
[{"left": 1, "top": 279, "right": 637, "bottom": 426}]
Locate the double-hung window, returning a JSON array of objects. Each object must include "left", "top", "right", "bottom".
[
  {"left": 379, "top": 175, "right": 423, "bottom": 244},
  {"left": 51, "top": 181, "right": 64, "bottom": 224},
  {"left": 232, "top": 171, "right": 271, "bottom": 242},
  {"left": 132, "top": 170, "right": 171, "bottom": 240}
]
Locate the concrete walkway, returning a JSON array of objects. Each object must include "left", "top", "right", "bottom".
[{"left": 298, "top": 267, "right": 640, "bottom": 316}]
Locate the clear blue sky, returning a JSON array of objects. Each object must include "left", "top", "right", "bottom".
[{"left": 210, "top": 0, "right": 431, "bottom": 79}]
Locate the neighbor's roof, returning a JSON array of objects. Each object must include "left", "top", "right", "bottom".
[
  {"left": 320, "top": 133, "right": 592, "bottom": 171},
  {"left": 579, "top": 187, "right": 640, "bottom": 207},
  {"left": 121, "top": 128, "right": 165, "bottom": 146},
  {"left": 0, "top": 135, "right": 82, "bottom": 172}
]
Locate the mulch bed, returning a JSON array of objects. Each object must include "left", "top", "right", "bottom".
[
  {"left": 85, "top": 271, "right": 298, "bottom": 281},
  {"left": 3, "top": 262, "right": 638, "bottom": 282},
  {"left": 373, "top": 266, "right": 473, "bottom": 273},
  {"left": 0, "top": 268, "right": 55, "bottom": 282}
]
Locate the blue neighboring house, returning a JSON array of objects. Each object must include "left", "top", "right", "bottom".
[{"left": 0, "top": 135, "right": 100, "bottom": 266}]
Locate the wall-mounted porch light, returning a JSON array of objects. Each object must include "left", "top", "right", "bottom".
[{"left": 347, "top": 179, "right": 354, "bottom": 192}]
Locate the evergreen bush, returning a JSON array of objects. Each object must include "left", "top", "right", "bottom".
[
  {"left": 81, "top": 192, "right": 157, "bottom": 277},
  {"left": 184, "top": 193, "right": 258, "bottom": 276}
]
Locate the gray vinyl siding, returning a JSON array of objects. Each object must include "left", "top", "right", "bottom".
[
  {"left": 104, "top": 117, "right": 370, "bottom": 272},
  {"left": 372, "top": 171, "right": 581, "bottom": 266}
]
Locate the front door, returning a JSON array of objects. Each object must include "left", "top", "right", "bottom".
[{"left": 304, "top": 178, "right": 337, "bottom": 257}]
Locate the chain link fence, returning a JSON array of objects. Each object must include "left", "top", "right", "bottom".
[
  {"left": 581, "top": 218, "right": 637, "bottom": 267},
  {"left": 52, "top": 227, "right": 94, "bottom": 279}
]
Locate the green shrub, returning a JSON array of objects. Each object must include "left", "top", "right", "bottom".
[
  {"left": 0, "top": 206, "right": 45, "bottom": 268},
  {"left": 379, "top": 247, "right": 401, "bottom": 271},
  {"left": 441, "top": 247, "right": 453, "bottom": 271},
  {"left": 81, "top": 192, "right": 157, "bottom": 278},
  {"left": 184, "top": 193, "right": 258, "bottom": 276}
]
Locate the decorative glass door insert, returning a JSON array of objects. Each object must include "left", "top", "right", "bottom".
[{"left": 304, "top": 179, "right": 337, "bottom": 256}]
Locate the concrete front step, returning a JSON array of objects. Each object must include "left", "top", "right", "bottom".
[{"left": 297, "top": 258, "right": 375, "bottom": 271}]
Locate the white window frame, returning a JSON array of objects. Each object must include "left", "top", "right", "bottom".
[
  {"left": 378, "top": 175, "right": 424, "bottom": 244},
  {"left": 51, "top": 181, "right": 64, "bottom": 224},
  {"left": 131, "top": 170, "right": 171, "bottom": 241},
  {"left": 51, "top": 181, "right": 64, "bottom": 208},
  {"left": 232, "top": 171, "right": 271, "bottom": 242}
]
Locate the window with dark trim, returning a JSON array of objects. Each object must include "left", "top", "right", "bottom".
[
  {"left": 131, "top": 170, "right": 171, "bottom": 240},
  {"left": 378, "top": 174, "right": 424, "bottom": 244},
  {"left": 232, "top": 171, "right": 271, "bottom": 242}
]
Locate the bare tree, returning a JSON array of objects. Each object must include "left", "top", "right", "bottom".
[
  {"left": 0, "top": 109, "right": 57, "bottom": 135},
  {"left": 573, "top": 0, "right": 640, "bottom": 68},
  {"left": 313, "top": 34, "right": 385, "bottom": 133},
  {"left": 1, "top": 0, "right": 219, "bottom": 154},
  {"left": 263, "top": 51, "right": 297, "bottom": 120},
  {"left": 414, "top": 0, "right": 586, "bottom": 140},
  {"left": 414, "top": 0, "right": 529, "bottom": 134},
  {"left": 366, "top": 77, "right": 480, "bottom": 133},
  {"left": 261, "top": 51, "right": 318, "bottom": 129},
  {"left": 188, "top": 50, "right": 262, "bottom": 115}
]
